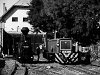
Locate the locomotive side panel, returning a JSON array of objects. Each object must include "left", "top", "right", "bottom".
[
  {"left": 46, "top": 38, "right": 72, "bottom": 53},
  {"left": 47, "top": 39, "right": 59, "bottom": 53}
]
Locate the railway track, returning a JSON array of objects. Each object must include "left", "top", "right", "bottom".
[
  {"left": 0, "top": 60, "right": 16, "bottom": 75},
  {"left": 25, "top": 63, "right": 100, "bottom": 75},
  {"left": 0, "top": 60, "right": 27, "bottom": 75},
  {"left": 1, "top": 59, "right": 100, "bottom": 75}
]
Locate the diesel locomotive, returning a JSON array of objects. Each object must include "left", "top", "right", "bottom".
[{"left": 43, "top": 38, "right": 90, "bottom": 64}]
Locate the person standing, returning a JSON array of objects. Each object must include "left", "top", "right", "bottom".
[
  {"left": 36, "top": 46, "right": 40, "bottom": 61},
  {"left": 0, "top": 45, "right": 3, "bottom": 58}
]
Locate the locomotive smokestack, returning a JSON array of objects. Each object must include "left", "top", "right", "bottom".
[{"left": 21, "top": 27, "right": 29, "bottom": 35}]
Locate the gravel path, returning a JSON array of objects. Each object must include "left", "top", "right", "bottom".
[{"left": 1, "top": 57, "right": 100, "bottom": 75}]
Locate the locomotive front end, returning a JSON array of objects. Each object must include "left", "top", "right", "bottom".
[{"left": 44, "top": 38, "right": 90, "bottom": 65}]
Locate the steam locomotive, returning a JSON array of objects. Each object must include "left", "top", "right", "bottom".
[
  {"left": 3, "top": 27, "right": 43, "bottom": 63},
  {"left": 15, "top": 27, "right": 34, "bottom": 63}
]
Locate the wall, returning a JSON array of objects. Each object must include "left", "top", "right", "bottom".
[
  {"left": 0, "top": 22, "right": 5, "bottom": 47},
  {"left": 4, "top": 8, "right": 32, "bottom": 32}
]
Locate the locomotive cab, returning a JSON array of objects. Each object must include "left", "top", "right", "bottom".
[{"left": 43, "top": 38, "right": 73, "bottom": 62}]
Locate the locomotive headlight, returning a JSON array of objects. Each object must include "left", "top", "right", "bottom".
[
  {"left": 57, "top": 43, "right": 59, "bottom": 47},
  {"left": 18, "top": 57, "right": 21, "bottom": 59},
  {"left": 31, "top": 57, "right": 33, "bottom": 58}
]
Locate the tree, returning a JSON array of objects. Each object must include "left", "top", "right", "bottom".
[
  {"left": 68, "top": 0, "right": 100, "bottom": 46},
  {"left": 28, "top": 0, "right": 74, "bottom": 38},
  {"left": 28, "top": 0, "right": 100, "bottom": 46}
]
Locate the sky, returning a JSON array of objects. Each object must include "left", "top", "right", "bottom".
[{"left": 0, "top": 0, "right": 19, "bottom": 17}]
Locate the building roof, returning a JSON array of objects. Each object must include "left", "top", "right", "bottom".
[
  {"left": 0, "top": 0, "right": 32, "bottom": 22},
  {"left": 14, "top": 0, "right": 31, "bottom": 6}
]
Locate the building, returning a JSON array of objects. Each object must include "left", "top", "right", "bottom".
[
  {"left": 0, "top": 0, "right": 32, "bottom": 33},
  {"left": 0, "top": 0, "right": 46, "bottom": 55}
]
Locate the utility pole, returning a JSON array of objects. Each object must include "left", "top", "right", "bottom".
[{"left": 54, "top": 30, "right": 57, "bottom": 39}]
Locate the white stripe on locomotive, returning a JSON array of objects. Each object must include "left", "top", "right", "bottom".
[
  {"left": 62, "top": 51, "right": 71, "bottom": 58},
  {"left": 55, "top": 53, "right": 64, "bottom": 64},
  {"left": 55, "top": 51, "right": 79, "bottom": 64}
]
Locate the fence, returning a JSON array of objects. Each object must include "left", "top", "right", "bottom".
[{"left": 90, "top": 44, "right": 100, "bottom": 62}]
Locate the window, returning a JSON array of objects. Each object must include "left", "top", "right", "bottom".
[
  {"left": 12, "top": 17, "right": 18, "bottom": 22},
  {"left": 23, "top": 17, "right": 28, "bottom": 22},
  {"left": 60, "top": 39, "right": 72, "bottom": 51}
]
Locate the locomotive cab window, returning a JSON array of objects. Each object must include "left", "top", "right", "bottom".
[
  {"left": 60, "top": 39, "right": 72, "bottom": 51},
  {"left": 12, "top": 17, "right": 18, "bottom": 22}
]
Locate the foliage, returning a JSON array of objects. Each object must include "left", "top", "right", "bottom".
[
  {"left": 69, "top": 0, "right": 100, "bottom": 46},
  {"left": 28, "top": 0, "right": 100, "bottom": 46}
]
